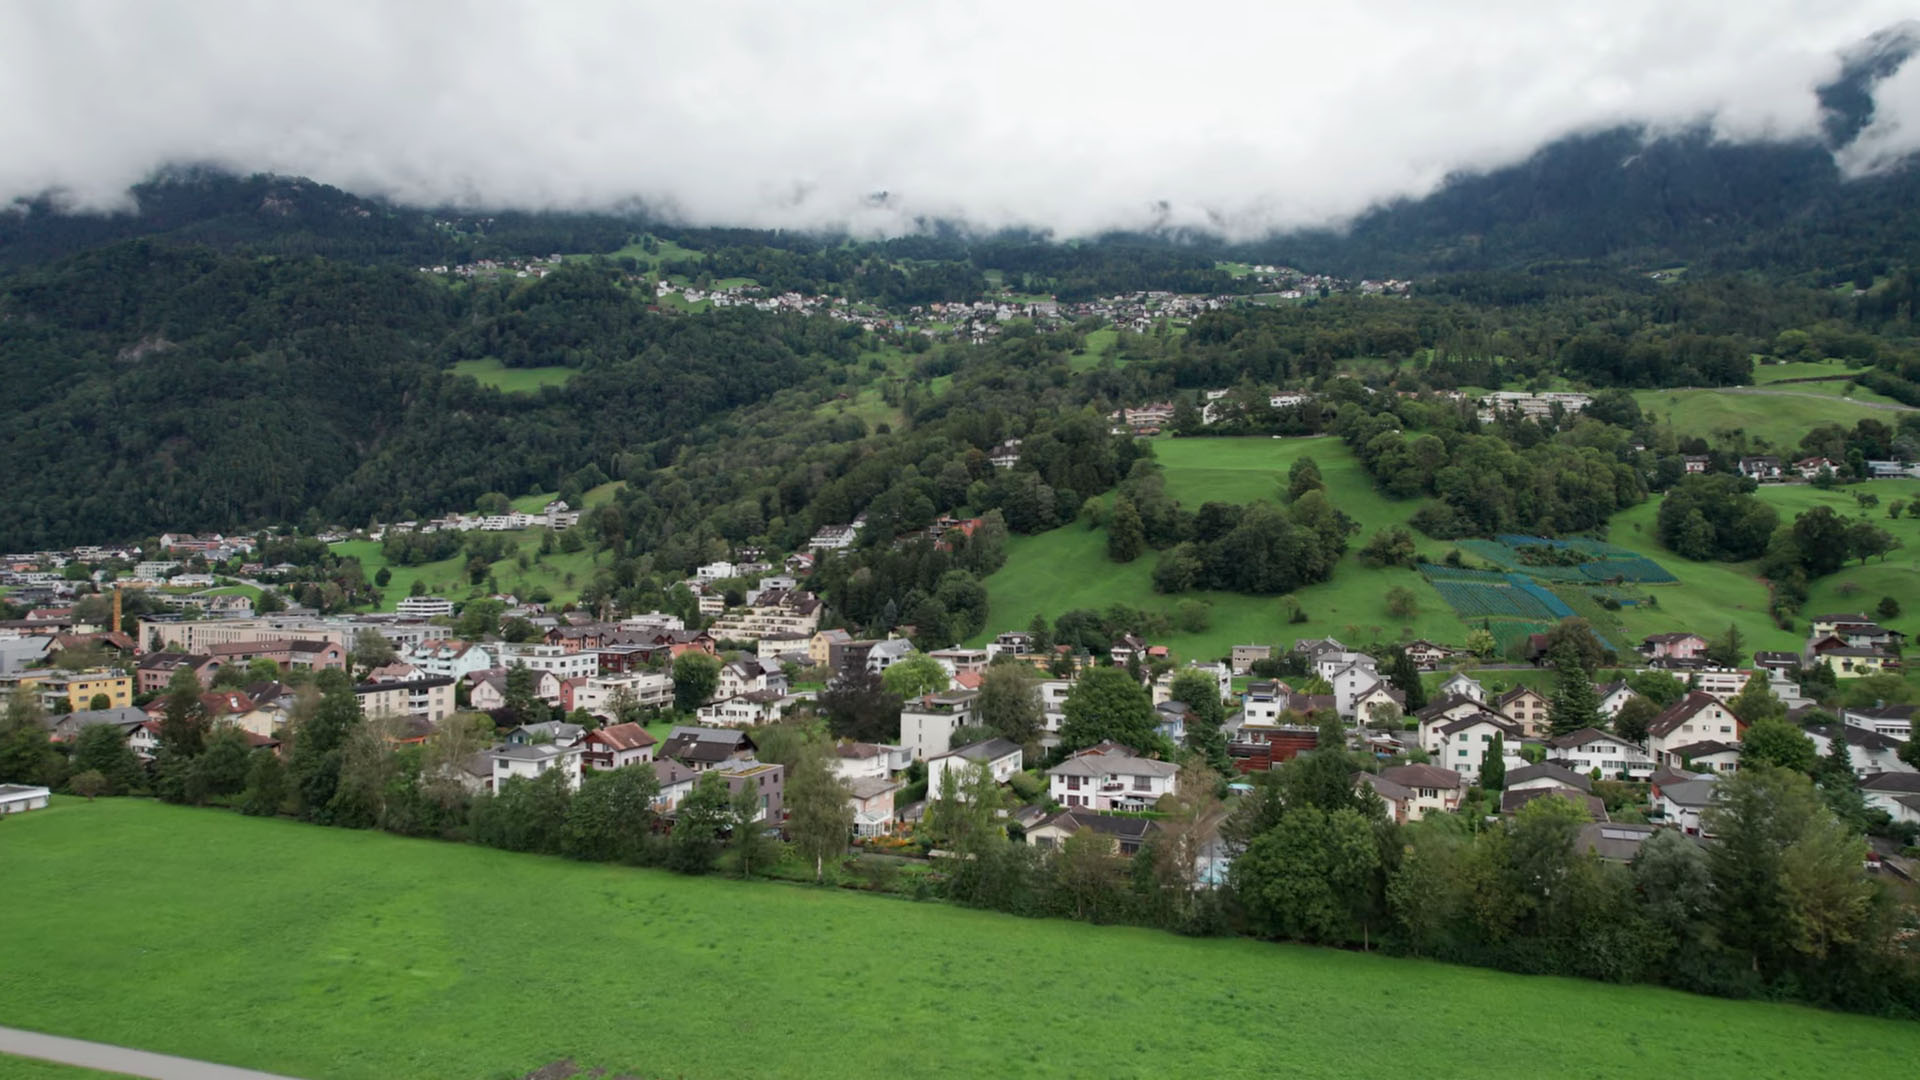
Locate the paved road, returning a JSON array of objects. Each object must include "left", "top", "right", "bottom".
[
  {"left": 0, "top": 1026, "right": 302, "bottom": 1080},
  {"left": 1719, "top": 386, "right": 1917, "bottom": 412}
]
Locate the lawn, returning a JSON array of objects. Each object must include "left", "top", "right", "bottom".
[
  {"left": 1751, "top": 361, "right": 1872, "bottom": 384},
  {"left": 332, "top": 535, "right": 610, "bottom": 613},
  {"left": 447, "top": 357, "right": 577, "bottom": 393},
  {"left": 974, "top": 438, "right": 1457, "bottom": 662},
  {"left": 0, "top": 1060, "right": 132, "bottom": 1080},
  {"left": 5, "top": 800, "right": 1916, "bottom": 1080},
  {"left": 1631, "top": 388, "right": 1903, "bottom": 451},
  {"left": 1606, "top": 479, "right": 1920, "bottom": 662}
]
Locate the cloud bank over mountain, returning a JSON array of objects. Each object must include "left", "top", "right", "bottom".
[{"left": 2, "top": 1, "right": 1915, "bottom": 236}]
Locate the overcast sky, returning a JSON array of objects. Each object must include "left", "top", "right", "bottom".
[{"left": 1, "top": 1, "right": 1915, "bottom": 236}]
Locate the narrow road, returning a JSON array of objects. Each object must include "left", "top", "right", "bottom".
[
  {"left": 1719, "top": 386, "right": 1917, "bottom": 412},
  {"left": 0, "top": 1026, "right": 303, "bottom": 1080}
]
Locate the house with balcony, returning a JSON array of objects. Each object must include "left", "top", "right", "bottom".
[
  {"left": 1047, "top": 751, "right": 1178, "bottom": 811},
  {"left": 927, "top": 738, "right": 1024, "bottom": 799}
]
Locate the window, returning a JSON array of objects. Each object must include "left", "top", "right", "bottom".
[
  {"left": 1481, "top": 734, "right": 1491, "bottom": 742},
  {"left": 1458, "top": 749, "right": 1467, "bottom": 758},
  {"left": 1134, "top": 776, "right": 1151, "bottom": 791},
  {"left": 1066, "top": 775, "right": 1081, "bottom": 790}
]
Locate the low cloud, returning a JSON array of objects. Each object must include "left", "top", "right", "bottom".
[{"left": 0, "top": 0, "right": 1913, "bottom": 237}]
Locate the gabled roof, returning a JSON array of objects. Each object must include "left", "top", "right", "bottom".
[
  {"left": 1666, "top": 740, "right": 1740, "bottom": 759},
  {"left": 1647, "top": 691, "right": 1727, "bottom": 738},
  {"left": 1502, "top": 787, "right": 1605, "bottom": 819},
  {"left": 1378, "top": 763, "right": 1463, "bottom": 790},
  {"left": 1548, "top": 726, "right": 1631, "bottom": 751},
  {"left": 1355, "top": 771, "right": 1414, "bottom": 801},
  {"left": 1496, "top": 685, "right": 1546, "bottom": 705},
  {"left": 1032, "top": 809, "right": 1155, "bottom": 841},
  {"left": 1861, "top": 772, "right": 1920, "bottom": 794},
  {"left": 935, "top": 738, "right": 1022, "bottom": 764},
  {"left": 1805, "top": 724, "right": 1904, "bottom": 753},
  {"left": 1657, "top": 777, "right": 1720, "bottom": 807},
  {"left": 1414, "top": 693, "right": 1481, "bottom": 721},
  {"left": 1049, "top": 753, "right": 1176, "bottom": 779},
  {"left": 586, "top": 722, "right": 657, "bottom": 751},
  {"left": 1437, "top": 712, "right": 1522, "bottom": 738},
  {"left": 1505, "top": 762, "right": 1593, "bottom": 792},
  {"left": 846, "top": 776, "right": 901, "bottom": 800}
]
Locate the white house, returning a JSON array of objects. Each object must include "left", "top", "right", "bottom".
[
  {"left": 1326, "top": 660, "right": 1383, "bottom": 718},
  {"left": 1436, "top": 672, "right": 1486, "bottom": 704},
  {"left": 496, "top": 643, "right": 597, "bottom": 683},
  {"left": 1593, "top": 681, "right": 1640, "bottom": 720},
  {"left": 1654, "top": 775, "right": 1720, "bottom": 837},
  {"left": 927, "top": 738, "right": 1024, "bottom": 799},
  {"left": 899, "top": 690, "right": 979, "bottom": 760},
  {"left": 1861, "top": 773, "right": 1920, "bottom": 825},
  {"left": 1048, "top": 752, "right": 1178, "bottom": 811},
  {"left": 580, "top": 723, "right": 657, "bottom": 770},
  {"left": 696, "top": 561, "right": 737, "bottom": 582},
  {"left": 1842, "top": 704, "right": 1914, "bottom": 741},
  {"left": 1646, "top": 692, "right": 1744, "bottom": 767},
  {"left": 1547, "top": 727, "right": 1656, "bottom": 780},
  {"left": 1805, "top": 725, "right": 1913, "bottom": 778},
  {"left": 1427, "top": 713, "right": 1523, "bottom": 784},
  {"left": 832, "top": 742, "right": 912, "bottom": 783},
  {"left": 1361, "top": 764, "right": 1463, "bottom": 822},
  {"left": 488, "top": 742, "right": 583, "bottom": 792},
  {"left": 395, "top": 596, "right": 455, "bottom": 619}
]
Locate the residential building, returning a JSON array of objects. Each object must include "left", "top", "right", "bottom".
[
  {"left": 1047, "top": 751, "right": 1177, "bottom": 811},
  {"left": 352, "top": 677, "right": 455, "bottom": 723},
  {"left": 489, "top": 742, "right": 583, "bottom": 792},
  {"left": 506, "top": 721, "right": 585, "bottom": 747},
  {"left": 1435, "top": 673, "right": 1486, "bottom": 704},
  {"left": 657, "top": 725, "right": 757, "bottom": 771},
  {"left": 1593, "top": 681, "right": 1639, "bottom": 720},
  {"left": 1653, "top": 774, "right": 1721, "bottom": 836},
  {"left": 571, "top": 671, "right": 673, "bottom": 719},
  {"left": 496, "top": 643, "right": 598, "bottom": 683},
  {"left": 1861, "top": 773, "right": 1920, "bottom": 825},
  {"left": 809, "top": 629, "right": 852, "bottom": 668},
  {"left": 900, "top": 689, "right": 980, "bottom": 760},
  {"left": 927, "top": 738, "right": 1024, "bottom": 798},
  {"left": 402, "top": 641, "right": 496, "bottom": 682},
  {"left": 848, "top": 776, "right": 903, "bottom": 837},
  {"left": 831, "top": 742, "right": 912, "bottom": 783},
  {"left": 1547, "top": 727, "right": 1656, "bottom": 779},
  {"left": 1425, "top": 712, "right": 1523, "bottom": 784},
  {"left": 1025, "top": 810, "right": 1155, "bottom": 855},
  {"left": 1842, "top": 704, "right": 1914, "bottom": 740},
  {"left": 581, "top": 723, "right": 658, "bottom": 770},
  {"left": 1805, "top": 724, "right": 1912, "bottom": 778},
  {"left": 1639, "top": 633, "right": 1709, "bottom": 663},
  {"left": 707, "top": 590, "right": 823, "bottom": 643},
  {"left": 395, "top": 596, "right": 455, "bottom": 618},
  {"left": 1737, "top": 455, "right": 1783, "bottom": 482},
  {"left": 1361, "top": 764, "right": 1463, "bottom": 822},
  {"left": 1230, "top": 644, "right": 1272, "bottom": 675},
  {"left": 1494, "top": 686, "right": 1550, "bottom": 736},
  {"left": 1646, "top": 692, "right": 1744, "bottom": 767},
  {"left": 135, "top": 652, "right": 220, "bottom": 694}
]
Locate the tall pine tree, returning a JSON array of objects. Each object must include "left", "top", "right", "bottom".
[{"left": 1546, "top": 644, "right": 1599, "bottom": 736}]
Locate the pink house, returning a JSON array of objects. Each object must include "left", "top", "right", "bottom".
[{"left": 1638, "top": 633, "right": 1708, "bottom": 662}]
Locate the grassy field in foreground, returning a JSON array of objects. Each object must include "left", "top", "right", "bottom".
[
  {"left": 448, "top": 357, "right": 578, "bottom": 393},
  {"left": 5, "top": 800, "right": 1917, "bottom": 1080},
  {"left": 974, "top": 437, "right": 1460, "bottom": 661}
]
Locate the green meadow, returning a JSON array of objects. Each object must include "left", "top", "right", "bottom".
[
  {"left": 447, "top": 357, "right": 578, "bottom": 393},
  {"left": 1632, "top": 387, "right": 1908, "bottom": 450},
  {"left": 4, "top": 799, "right": 1916, "bottom": 1080},
  {"left": 974, "top": 437, "right": 1456, "bottom": 661}
]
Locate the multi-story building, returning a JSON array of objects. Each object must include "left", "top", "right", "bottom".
[{"left": 496, "top": 642, "right": 598, "bottom": 683}]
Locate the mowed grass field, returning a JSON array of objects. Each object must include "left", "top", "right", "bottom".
[
  {"left": 448, "top": 357, "right": 578, "bottom": 393},
  {"left": 1632, "top": 388, "right": 1909, "bottom": 449},
  {"left": 974, "top": 437, "right": 1455, "bottom": 661},
  {"left": 1608, "top": 479, "right": 1920, "bottom": 662},
  {"left": 6, "top": 800, "right": 1917, "bottom": 1080}
]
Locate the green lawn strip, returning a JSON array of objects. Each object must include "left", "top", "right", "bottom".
[
  {"left": 331, "top": 534, "right": 610, "bottom": 613},
  {"left": 4, "top": 799, "right": 1914, "bottom": 1080},
  {"left": 1630, "top": 388, "right": 1899, "bottom": 451},
  {"left": 1750, "top": 361, "right": 1872, "bottom": 384},
  {"left": 446, "top": 357, "right": 576, "bottom": 393}
]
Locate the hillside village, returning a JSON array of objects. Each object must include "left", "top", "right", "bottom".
[{"left": 6, "top": 510, "right": 1915, "bottom": 883}]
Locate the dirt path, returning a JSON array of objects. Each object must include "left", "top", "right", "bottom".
[{"left": 0, "top": 1026, "right": 303, "bottom": 1080}]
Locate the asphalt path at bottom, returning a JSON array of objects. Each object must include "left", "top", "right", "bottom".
[{"left": 0, "top": 1026, "right": 304, "bottom": 1080}]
